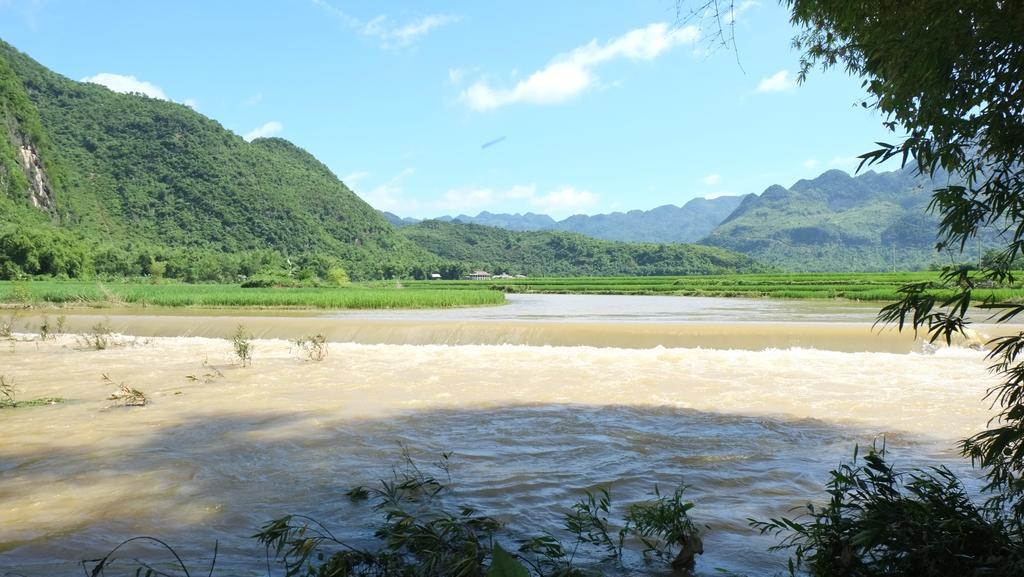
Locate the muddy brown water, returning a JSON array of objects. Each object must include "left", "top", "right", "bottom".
[{"left": 0, "top": 295, "right": 1009, "bottom": 575}]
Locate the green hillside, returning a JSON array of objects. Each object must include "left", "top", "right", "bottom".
[
  {"left": 701, "top": 168, "right": 995, "bottom": 271},
  {"left": 0, "top": 40, "right": 433, "bottom": 281},
  {"left": 399, "top": 220, "right": 768, "bottom": 276}
]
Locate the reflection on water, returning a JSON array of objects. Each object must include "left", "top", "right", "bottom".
[
  {"left": 331, "top": 293, "right": 889, "bottom": 323},
  {"left": 0, "top": 332, "right": 995, "bottom": 575},
  {"left": 49, "top": 293, "right": 891, "bottom": 323}
]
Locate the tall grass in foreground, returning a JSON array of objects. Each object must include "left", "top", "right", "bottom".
[{"left": 75, "top": 446, "right": 1024, "bottom": 576}]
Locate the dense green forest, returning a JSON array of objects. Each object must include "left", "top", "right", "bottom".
[
  {"left": 399, "top": 219, "right": 767, "bottom": 276},
  {"left": 0, "top": 39, "right": 765, "bottom": 282}
]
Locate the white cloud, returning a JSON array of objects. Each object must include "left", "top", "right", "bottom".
[
  {"left": 433, "top": 184, "right": 538, "bottom": 212},
  {"left": 529, "top": 186, "right": 598, "bottom": 214},
  {"left": 380, "top": 14, "right": 459, "bottom": 46},
  {"left": 703, "top": 191, "right": 737, "bottom": 200},
  {"left": 755, "top": 70, "right": 796, "bottom": 93},
  {"left": 310, "top": 0, "right": 361, "bottom": 28},
  {"left": 183, "top": 98, "right": 199, "bottom": 109},
  {"left": 357, "top": 176, "right": 596, "bottom": 218},
  {"left": 430, "top": 183, "right": 594, "bottom": 216},
  {"left": 361, "top": 169, "right": 417, "bottom": 212},
  {"left": 441, "top": 187, "right": 495, "bottom": 210},
  {"left": 828, "top": 155, "right": 860, "bottom": 168},
  {"left": 448, "top": 68, "right": 467, "bottom": 84},
  {"left": 312, "top": 0, "right": 457, "bottom": 48},
  {"left": 803, "top": 158, "right": 819, "bottom": 170},
  {"left": 243, "top": 121, "right": 283, "bottom": 142},
  {"left": 462, "top": 22, "right": 700, "bottom": 111},
  {"left": 504, "top": 184, "right": 537, "bottom": 199},
  {"left": 702, "top": 173, "right": 721, "bottom": 186},
  {"left": 738, "top": 0, "right": 762, "bottom": 13},
  {"left": 242, "top": 93, "right": 263, "bottom": 107},
  {"left": 343, "top": 171, "right": 371, "bottom": 186},
  {"left": 725, "top": 0, "right": 761, "bottom": 24},
  {"left": 81, "top": 73, "right": 168, "bottom": 100},
  {"left": 463, "top": 62, "right": 591, "bottom": 109}
]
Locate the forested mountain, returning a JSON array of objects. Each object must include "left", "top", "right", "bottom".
[
  {"left": 700, "top": 168, "right": 994, "bottom": 271},
  {"left": 0, "top": 39, "right": 433, "bottom": 281},
  {"left": 386, "top": 195, "right": 747, "bottom": 242},
  {"left": 399, "top": 220, "right": 767, "bottom": 277},
  {"left": 388, "top": 167, "right": 987, "bottom": 272}
]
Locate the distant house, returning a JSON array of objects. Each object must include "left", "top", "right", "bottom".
[
  {"left": 429, "top": 273, "right": 442, "bottom": 280},
  {"left": 467, "top": 270, "right": 492, "bottom": 280}
]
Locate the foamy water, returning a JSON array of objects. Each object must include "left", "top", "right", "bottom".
[{"left": 0, "top": 313, "right": 1001, "bottom": 575}]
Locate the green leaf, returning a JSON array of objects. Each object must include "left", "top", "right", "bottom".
[{"left": 487, "top": 543, "right": 530, "bottom": 577}]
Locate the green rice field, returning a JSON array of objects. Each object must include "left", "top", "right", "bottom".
[{"left": 0, "top": 281, "right": 506, "bottom": 309}]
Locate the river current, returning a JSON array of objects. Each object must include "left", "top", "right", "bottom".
[{"left": 0, "top": 294, "right": 1007, "bottom": 575}]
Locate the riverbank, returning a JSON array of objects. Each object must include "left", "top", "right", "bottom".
[
  {"left": 0, "top": 281, "right": 505, "bottom": 309},
  {"left": 2, "top": 272, "right": 1023, "bottom": 310},
  {"left": 0, "top": 291, "right": 1006, "bottom": 352},
  {"left": 401, "top": 271, "right": 1024, "bottom": 301}
]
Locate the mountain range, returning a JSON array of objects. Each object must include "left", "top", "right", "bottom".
[
  {"left": 700, "top": 167, "right": 1000, "bottom": 271},
  {"left": 382, "top": 194, "right": 747, "bottom": 243},
  {"left": 386, "top": 166, "right": 990, "bottom": 272}
]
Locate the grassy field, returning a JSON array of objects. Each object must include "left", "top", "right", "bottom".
[
  {"left": 399, "top": 271, "right": 1024, "bottom": 302},
  {"left": 0, "top": 281, "right": 506, "bottom": 309},
  {"left": 2, "top": 272, "right": 1023, "bottom": 309}
]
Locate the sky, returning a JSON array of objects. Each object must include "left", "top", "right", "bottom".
[{"left": 0, "top": 0, "right": 899, "bottom": 219}]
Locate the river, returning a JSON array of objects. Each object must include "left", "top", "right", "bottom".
[{"left": 0, "top": 294, "right": 1005, "bottom": 575}]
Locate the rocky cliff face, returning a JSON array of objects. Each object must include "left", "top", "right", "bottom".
[{"left": 16, "top": 137, "right": 58, "bottom": 221}]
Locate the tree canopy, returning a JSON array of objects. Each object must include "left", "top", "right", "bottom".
[
  {"left": 788, "top": 0, "right": 1024, "bottom": 500},
  {"left": 755, "top": 1, "right": 1024, "bottom": 573}
]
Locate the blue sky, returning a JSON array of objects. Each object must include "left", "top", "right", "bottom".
[{"left": 0, "top": 0, "right": 898, "bottom": 219}]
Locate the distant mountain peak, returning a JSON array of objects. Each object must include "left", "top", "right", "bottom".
[{"left": 760, "top": 184, "right": 790, "bottom": 199}]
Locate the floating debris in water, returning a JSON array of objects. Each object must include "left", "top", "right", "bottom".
[{"left": 103, "top": 374, "right": 147, "bottom": 407}]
